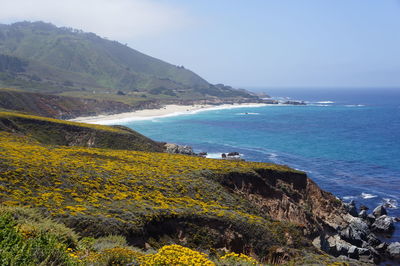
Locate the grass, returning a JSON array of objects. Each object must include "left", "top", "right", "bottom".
[
  {"left": 0, "top": 111, "right": 164, "bottom": 152},
  {"left": 0, "top": 111, "right": 122, "bottom": 133}
]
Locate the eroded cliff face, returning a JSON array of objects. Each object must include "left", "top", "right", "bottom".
[
  {"left": 211, "top": 168, "right": 400, "bottom": 264},
  {"left": 214, "top": 169, "right": 349, "bottom": 237}
]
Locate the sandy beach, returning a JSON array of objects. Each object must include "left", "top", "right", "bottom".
[{"left": 70, "top": 103, "right": 269, "bottom": 125}]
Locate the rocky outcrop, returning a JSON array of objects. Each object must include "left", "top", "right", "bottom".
[
  {"left": 387, "top": 242, "right": 400, "bottom": 259},
  {"left": 211, "top": 169, "right": 349, "bottom": 237},
  {"left": 164, "top": 143, "right": 195, "bottom": 155},
  {"left": 216, "top": 170, "right": 399, "bottom": 265},
  {"left": 344, "top": 200, "right": 358, "bottom": 217},
  {"left": 313, "top": 203, "right": 399, "bottom": 264},
  {"left": 371, "top": 215, "right": 395, "bottom": 233}
]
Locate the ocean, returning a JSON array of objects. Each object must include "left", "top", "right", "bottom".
[{"left": 121, "top": 88, "right": 400, "bottom": 242}]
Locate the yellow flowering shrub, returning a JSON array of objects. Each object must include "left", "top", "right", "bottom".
[
  {"left": 0, "top": 131, "right": 297, "bottom": 229},
  {"left": 220, "top": 252, "right": 259, "bottom": 265},
  {"left": 141, "top": 244, "right": 215, "bottom": 266}
]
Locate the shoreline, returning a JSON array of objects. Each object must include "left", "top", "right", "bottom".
[{"left": 69, "top": 103, "right": 270, "bottom": 125}]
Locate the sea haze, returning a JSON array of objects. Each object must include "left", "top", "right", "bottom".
[{"left": 122, "top": 88, "right": 400, "bottom": 242}]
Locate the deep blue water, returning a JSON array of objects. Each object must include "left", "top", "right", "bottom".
[{"left": 122, "top": 89, "right": 400, "bottom": 242}]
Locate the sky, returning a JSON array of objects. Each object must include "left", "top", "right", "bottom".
[{"left": 1, "top": 0, "right": 400, "bottom": 89}]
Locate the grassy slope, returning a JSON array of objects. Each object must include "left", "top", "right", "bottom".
[{"left": 0, "top": 111, "right": 164, "bottom": 152}]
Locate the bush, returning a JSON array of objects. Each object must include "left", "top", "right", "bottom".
[
  {"left": 141, "top": 244, "right": 215, "bottom": 265},
  {"left": 0, "top": 205, "right": 78, "bottom": 248},
  {"left": 0, "top": 213, "right": 77, "bottom": 265},
  {"left": 218, "top": 252, "right": 259, "bottom": 265},
  {"left": 92, "top": 235, "right": 128, "bottom": 251}
]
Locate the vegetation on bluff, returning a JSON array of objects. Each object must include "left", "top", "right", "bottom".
[
  {"left": 0, "top": 113, "right": 353, "bottom": 264},
  {"left": 0, "top": 206, "right": 264, "bottom": 265},
  {"left": 0, "top": 111, "right": 164, "bottom": 152}
]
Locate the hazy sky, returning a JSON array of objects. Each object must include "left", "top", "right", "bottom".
[{"left": 1, "top": 0, "right": 400, "bottom": 88}]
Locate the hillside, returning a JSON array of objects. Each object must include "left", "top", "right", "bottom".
[
  {"left": 0, "top": 88, "right": 164, "bottom": 119},
  {"left": 0, "top": 21, "right": 257, "bottom": 103},
  {"left": 0, "top": 111, "right": 164, "bottom": 152},
  {"left": 0, "top": 111, "right": 362, "bottom": 265}
]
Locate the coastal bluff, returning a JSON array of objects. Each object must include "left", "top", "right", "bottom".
[{"left": 0, "top": 111, "right": 396, "bottom": 264}]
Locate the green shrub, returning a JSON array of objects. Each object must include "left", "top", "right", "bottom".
[
  {"left": 92, "top": 235, "right": 128, "bottom": 251},
  {"left": 0, "top": 213, "right": 77, "bottom": 265},
  {"left": 0, "top": 205, "right": 78, "bottom": 248}
]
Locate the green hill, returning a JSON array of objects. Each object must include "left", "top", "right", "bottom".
[
  {"left": 0, "top": 21, "right": 257, "bottom": 102},
  {"left": 0, "top": 111, "right": 164, "bottom": 152}
]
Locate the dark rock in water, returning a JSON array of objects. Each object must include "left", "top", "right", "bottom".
[
  {"left": 383, "top": 199, "right": 397, "bottom": 209},
  {"left": 358, "top": 210, "right": 368, "bottom": 219},
  {"left": 372, "top": 205, "right": 387, "bottom": 218},
  {"left": 360, "top": 205, "right": 369, "bottom": 211},
  {"left": 371, "top": 215, "right": 395, "bottom": 233},
  {"left": 387, "top": 242, "right": 400, "bottom": 259},
  {"left": 227, "top": 152, "right": 240, "bottom": 156},
  {"left": 221, "top": 153, "right": 227, "bottom": 158},
  {"left": 367, "top": 214, "right": 376, "bottom": 225},
  {"left": 198, "top": 152, "right": 207, "bottom": 157},
  {"left": 344, "top": 201, "right": 358, "bottom": 217}
]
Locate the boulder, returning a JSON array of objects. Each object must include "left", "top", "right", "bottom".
[
  {"left": 164, "top": 143, "right": 195, "bottom": 155},
  {"left": 371, "top": 215, "right": 395, "bottom": 233},
  {"left": 348, "top": 245, "right": 359, "bottom": 259},
  {"left": 344, "top": 200, "right": 358, "bottom": 217},
  {"left": 339, "top": 219, "right": 370, "bottom": 246},
  {"left": 227, "top": 152, "right": 240, "bottom": 156},
  {"left": 375, "top": 242, "right": 388, "bottom": 253},
  {"left": 221, "top": 153, "right": 227, "bottom": 158},
  {"left": 358, "top": 210, "right": 368, "bottom": 219},
  {"left": 366, "top": 233, "right": 381, "bottom": 247},
  {"left": 360, "top": 205, "right": 369, "bottom": 211},
  {"left": 372, "top": 205, "right": 387, "bottom": 218},
  {"left": 366, "top": 214, "right": 376, "bottom": 225},
  {"left": 387, "top": 242, "right": 400, "bottom": 259}
]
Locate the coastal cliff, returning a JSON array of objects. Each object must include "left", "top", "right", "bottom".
[{"left": 0, "top": 111, "right": 379, "bottom": 265}]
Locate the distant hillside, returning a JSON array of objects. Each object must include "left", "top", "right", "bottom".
[{"left": 0, "top": 21, "right": 256, "bottom": 102}]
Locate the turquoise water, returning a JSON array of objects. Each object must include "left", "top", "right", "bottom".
[{"left": 122, "top": 89, "right": 400, "bottom": 241}]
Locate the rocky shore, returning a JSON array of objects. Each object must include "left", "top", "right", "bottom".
[
  {"left": 314, "top": 201, "right": 399, "bottom": 264},
  {"left": 165, "top": 143, "right": 400, "bottom": 264}
]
